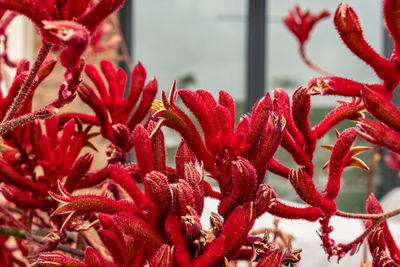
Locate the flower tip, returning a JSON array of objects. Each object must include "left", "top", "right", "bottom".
[
  {"left": 147, "top": 77, "right": 158, "bottom": 91},
  {"left": 169, "top": 80, "right": 177, "bottom": 102}
]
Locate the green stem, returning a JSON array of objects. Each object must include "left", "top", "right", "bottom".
[{"left": 0, "top": 225, "right": 84, "bottom": 257}]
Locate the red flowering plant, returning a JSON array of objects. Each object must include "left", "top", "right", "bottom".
[{"left": 0, "top": 0, "right": 399, "bottom": 266}]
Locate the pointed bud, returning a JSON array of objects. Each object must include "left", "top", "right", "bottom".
[
  {"left": 117, "top": 61, "right": 147, "bottom": 123},
  {"left": 307, "top": 77, "right": 388, "bottom": 97},
  {"left": 127, "top": 77, "right": 158, "bottom": 129},
  {"left": 37, "top": 55, "right": 57, "bottom": 83},
  {"left": 254, "top": 183, "right": 277, "bottom": 217},
  {"left": 37, "top": 252, "right": 85, "bottom": 267},
  {"left": 183, "top": 163, "right": 205, "bottom": 215},
  {"left": 221, "top": 206, "right": 246, "bottom": 253},
  {"left": 108, "top": 165, "right": 150, "bottom": 209},
  {"left": 164, "top": 211, "right": 189, "bottom": 250},
  {"left": 85, "top": 64, "right": 109, "bottom": 105},
  {"left": 150, "top": 245, "right": 174, "bottom": 267},
  {"left": 50, "top": 181, "right": 139, "bottom": 231},
  {"left": 113, "top": 212, "right": 166, "bottom": 253},
  {"left": 273, "top": 88, "right": 304, "bottom": 147},
  {"left": 283, "top": 5, "right": 330, "bottom": 45},
  {"left": 196, "top": 89, "right": 221, "bottom": 132},
  {"left": 178, "top": 89, "right": 220, "bottom": 154},
  {"left": 249, "top": 113, "right": 285, "bottom": 173},
  {"left": 84, "top": 247, "right": 107, "bottom": 267},
  {"left": 77, "top": 0, "right": 126, "bottom": 33},
  {"left": 112, "top": 123, "right": 133, "bottom": 151},
  {"left": 246, "top": 94, "right": 273, "bottom": 146},
  {"left": 256, "top": 249, "right": 284, "bottom": 267},
  {"left": 0, "top": 185, "right": 51, "bottom": 210},
  {"left": 144, "top": 171, "right": 172, "bottom": 211},
  {"left": 0, "top": 160, "right": 49, "bottom": 196},
  {"left": 366, "top": 194, "right": 400, "bottom": 261},
  {"left": 175, "top": 140, "right": 196, "bottom": 181},
  {"left": 218, "top": 158, "right": 257, "bottom": 218},
  {"left": 170, "top": 179, "right": 195, "bottom": 215},
  {"left": 292, "top": 86, "right": 316, "bottom": 156},
  {"left": 78, "top": 83, "right": 112, "bottom": 139},
  {"left": 132, "top": 125, "right": 154, "bottom": 179},
  {"left": 181, "top": 206, "right": 202, "bottom": 241},
  {"left": 146, "top": 120, "right": 167, "bottom": 174},
  {"left": 216, "top": 104, "right": 234, "bottom": 144},
  {"left": 144, "top": 171, "right": 172, "bottom": 226},
  {"left": 362, "top": 86, "right": 400, "bottom": 132},
  {"left": 152, "top": 86, "right": 215, "bottom": 174},
  {"left": 192, "top": 235, "right": 225, "bottom": 267},
  {"left": 334, "top": 3, "right": 398, "bottom": 83},
  {"left": 357, "top": 119, "right": 400, "bottom": 153},
  {"left": 97, "top": 229, "right": 127, "bottom": 266},
  {"left": 323, "top": 128, "right": 359, "bottom": 200},
  {"left": 219, "top": 91, "right": 235, "bottom": 131},
  {"left": 64, "top": 153, "right": 93, "bottom": 192},
  {"left": 290, "top": 168, "right": 336, "bottom": 214}
]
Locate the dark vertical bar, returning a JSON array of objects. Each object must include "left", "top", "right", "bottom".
[
  {"left": 119, "top": 0, "right": 133, "bottom": 96},
  {"left": 119, "top": 1, "right": 134, "bottom": 162},
  {"left": 246, "top": 0, "right": 266, "bottom": 112},
  {"left": 379, "top": 27, "right": 400, "bottom": 197}
]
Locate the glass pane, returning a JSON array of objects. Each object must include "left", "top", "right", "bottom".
[{"left": 134, "top": 0, "right": 247, "bottom": 101}]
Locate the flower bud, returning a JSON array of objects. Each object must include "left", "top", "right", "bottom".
[{"left": 150, "top": 245, "right": 174, "bottom": 267}]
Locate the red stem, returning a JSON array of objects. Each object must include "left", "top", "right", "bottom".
[
  {"left": 2, "top": 42, "right": 53, "bottom": 122},
  {"left": 299, "top": 44, "right": 334, "bottom": 76}
]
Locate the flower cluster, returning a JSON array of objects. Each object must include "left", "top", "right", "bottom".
[{"left": 0, "top": 0, "right": 400, "bottom": 266}]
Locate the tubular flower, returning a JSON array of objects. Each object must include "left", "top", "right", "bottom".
[
  {"left": 78, "top": 61, "right": 157, "bottom": 148},
  {"left": 334, "top": 3, "right": 400, "bottom": 87},
  {"left": 283, "top": 5, "right": 330, "bottom": 46},
  {"left": 283, "top": 6, "right": 331, "bottom": 74},
  {"left": 36, "top": 252, "right": 85, "bottom": 267},
  {"left": 152, "top": 83, "right": 285, "bottom": 218},
  {"left": 0, "top": 0, "right": 126, "bottom": 68},
  {"left": 357, "top": 119, "right": 400, "bottom": 153}
]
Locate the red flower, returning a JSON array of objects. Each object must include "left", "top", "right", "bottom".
[{"left": 78, "top": 61, "right": 157, "bottom": 145}]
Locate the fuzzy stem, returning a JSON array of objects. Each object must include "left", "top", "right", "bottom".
[
  {"left": 336, "top": 208, "right": 400, "bottom": 220},
  {"left": 2, "top": 42, "right": 53, "bottom": 122},
  {"left": 0, "top": 106, "right": 57, "bottom": 135},
  {"left": 299, "top": 44, "right": 334, "bottom": 76},
  {"left": 0, "top": 225, "right": 85, "bottom": 258},
  {"left": 366, "top": 146, "right": 380, "bottom": 198}
]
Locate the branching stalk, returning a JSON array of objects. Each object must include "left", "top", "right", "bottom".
[{"left": 2, "top": 42, "right": 53, "bottom": 122}]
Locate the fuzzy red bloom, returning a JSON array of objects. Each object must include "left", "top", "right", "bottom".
[
  {"left": 283, "top": 5, "right": 330, "bottom": 46},
  {"left": 323, "top": 128, "right": 359, "bottom": 200},
  {"left": 0, "top": 0, "right": 125, "bottom": 68},
  {"left": 361, "top": 86, "right": 400, "bottom": 132},
  {"left": 334, "top": 3, "right": 400, "bottom": 87},
  {"left": 37, "top": 252, "right": 85, "bottom": 267},
  {"left": 79, "top": 61, "right": 157, "bottom": 148}
]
